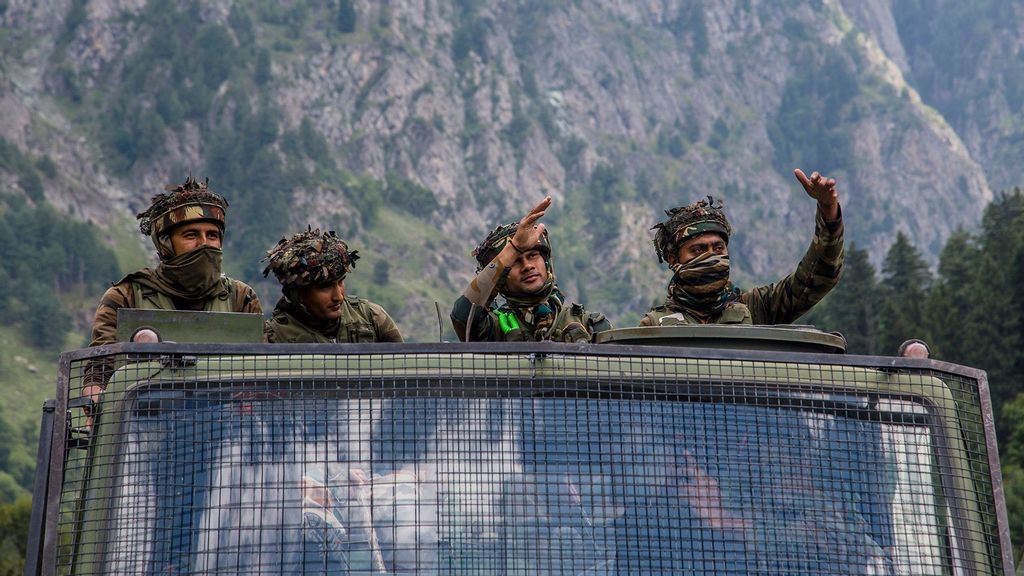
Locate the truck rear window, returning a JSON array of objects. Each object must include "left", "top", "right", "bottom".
[{"left": 87, "top": 387, "right": 946, "bottom": 575}]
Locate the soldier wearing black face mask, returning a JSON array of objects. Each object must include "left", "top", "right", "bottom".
[
  {"left": 83, "top": 176, "right": 262, "bottom": 400},
  {"left": 642, "top": 169, "right": 844, "bottom": 326}
]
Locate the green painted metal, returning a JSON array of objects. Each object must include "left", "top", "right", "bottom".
[
  {"left": 114, "top": 309, "right": 263, "bottom": 343},
  {"left": 596, "top": 325, "right": 848, "bottom": 353}
]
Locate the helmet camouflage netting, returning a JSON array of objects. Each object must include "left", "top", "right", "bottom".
[
  {"left": 263, "top": 227, "right": 360, "bottom": 287},
  {"left": 137, "top": 175, "right": 228, "bottom": 238},
  {"left": 472, "top": 222, "right": 551, "bottom": 271},
  {"left": 651, "top": 196, "right": 732, "bottom": 263}
]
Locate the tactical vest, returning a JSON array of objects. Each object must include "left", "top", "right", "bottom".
[
  {"left": 643, "top": 301, "right": 752, "bottom": 326},
  {"left": 130, "top": 277, "right": 237, "bottom": 312},
  {"left": 493, "top": 303, "right": 609, "bottom": 343},
  {"left": 267, "top": 297, "right": 380, "bottom": 343}
]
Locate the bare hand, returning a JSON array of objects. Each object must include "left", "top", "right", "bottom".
[
  {"left": 676, "top": 451, "right": 750, "bottom": 532},
  {"left": 794, "top": 169, "right": 839, "bottom": 221},
  {"left": 510, "top": 196, "right": 551, "bottom": 252}
]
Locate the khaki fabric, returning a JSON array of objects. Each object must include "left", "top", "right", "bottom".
[
  {"left": 85, "top": 274, "right": 262, "bottom": 386},
  {"left": 641, "top": 302, "right": 752, "bottom": 326},
  {"left": 264, "top": 296, "right": 402, "bottom": 344}
]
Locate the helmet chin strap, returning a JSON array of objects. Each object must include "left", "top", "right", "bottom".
[{"left": 153, "top": 233, "right": 176, "bottom": 261}]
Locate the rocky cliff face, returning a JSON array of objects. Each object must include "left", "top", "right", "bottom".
[{"left": 0, "top": 0, "right": 1018, "bottom": 339}]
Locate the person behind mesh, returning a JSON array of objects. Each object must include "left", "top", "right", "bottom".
[
  {"left": 450, "top": 196, "right": 610, "bottom": 342},
  {"left": 262, "top": 227, "right": 402, "bottom": 343},
  {"left": 83, "top": 175, "right": 262, "bottom": 402},
  {"left": 642, "top": 169, "right": 844, "bottom": 326}
]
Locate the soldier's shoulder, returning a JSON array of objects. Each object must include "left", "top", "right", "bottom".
[
  {"left": 345, "top": 295, "right": 388, "bottom": 315},
  {"left": 356, "top": 297, "right": 385, "bottom": 312},
  {"left": 225, "top": 276, "right": 257, "bottom": 293},
  {"left": 567, "top": 302, "right": 612, "bottom": 332}
]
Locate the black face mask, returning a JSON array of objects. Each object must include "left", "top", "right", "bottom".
[{"left": 152, "top": 245, "right": 224, "bottom": 300}]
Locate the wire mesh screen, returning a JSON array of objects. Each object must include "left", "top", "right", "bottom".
[{"left": 50, "top": 346, "right": 1006, "bottom": 575}]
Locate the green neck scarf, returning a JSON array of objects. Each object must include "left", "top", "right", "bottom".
[
  {"left": 133, "top": 246, "right": 225, "bottom": 302},
  {"left": 666, "top": 252, "right": 738, "bottom": 322}
]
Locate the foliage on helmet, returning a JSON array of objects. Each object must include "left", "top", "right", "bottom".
[
  {"left": 137, "top": 175, "right": 228, "bottom": 237},
  {"left": 652, "top": 196, "right": 731, "bottom": 263},
  {"left": 263, "top": 227, "right": 360, "bottom": 287}
]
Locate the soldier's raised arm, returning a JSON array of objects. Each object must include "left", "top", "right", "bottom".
[{"left": 451, "top": 196, "right": 609, "bottom": 342}]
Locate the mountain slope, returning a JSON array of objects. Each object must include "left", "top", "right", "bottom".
[{"left": 0, "top": 0, "right": 1017, "bottom": 340}]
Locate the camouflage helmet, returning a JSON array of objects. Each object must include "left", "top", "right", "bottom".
[
  {"left": 651, "top": 196, "right": 732, "bottom": 263},
  {"left": 472, "top": 222, "right": 552, "bottom": 271},
  {"left": 262, "top": 227, "right": 360, "bottom": 287},
  {"left": 137, "top": 175, "right": 228, "bottom": 239}
]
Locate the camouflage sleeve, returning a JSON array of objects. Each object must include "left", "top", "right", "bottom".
[
  {"left": 463, "top": 257, "right": 506, "bottom": 307},
  {"left": 84, "top": 282, "right": 134, "bottom": 387},
  {"left": 740, "top": 205, "right": 844, "bottom": 325},
  {"left": 450, "top": 296, "right": 499, "bottom": 342},
  {"left": 232, "top": 280, "right": 264, "bottom": 315},
  {"left": 368, "top": 302, "right": 403, "bottom": 343},
  {"left": 450, "top": 256, "right": 506, "bottom": 341}
]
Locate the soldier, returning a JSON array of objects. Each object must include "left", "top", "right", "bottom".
[
  {"left": 451, "top": 196, "right": 610, "bottom": 342},
  {"left": 262, "top": 227, "right": 402, "bottom": 343},
  {"left": 84, "top": 175, "right": 262, "bottom": 400},
  {"left": 642, "top": 169, "right": 843, "bottom": 326}
]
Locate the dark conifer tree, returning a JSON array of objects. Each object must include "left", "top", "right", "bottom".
[
  {"left": 806, "top": 244, "right": 879, "bottom": 354},
  {"left": 972, "top": 190, "right": 1024, "bottom": 409},
  {"left": 337, "top": 0, "right": 357, "bottom": 33},
  {"left": 923, "top": 230, "right": 979, "bottom": 363},
  {"left": 876, "top": 232, "right": 932, "bottom": 355}
]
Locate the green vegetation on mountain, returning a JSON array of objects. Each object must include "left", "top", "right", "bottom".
[{"left": 1, "top": 0, "right": 1023, "bottom": 562}]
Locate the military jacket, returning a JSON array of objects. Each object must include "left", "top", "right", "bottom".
[
  {"left": 641, "top": 301, "right": 752, "bottom": 326},
  {"left": 89, "top": 274, "right": 262, "bottom": 349},
  {"left": 86, "top": 272, "right": 262, "bottom": 386},
  {"left": 264, "top": 296, "right": 403, "bottom": 344},
  {"left": 452, "top": 294, "right": 611, "bottom": 343},
  {"left": 641, "top": 206, "right": 844, "bottom": 326}
]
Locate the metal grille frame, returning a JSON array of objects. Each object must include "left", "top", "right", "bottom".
[{"left": 29, "top": 341, "right": 1014, "bottom": 576}]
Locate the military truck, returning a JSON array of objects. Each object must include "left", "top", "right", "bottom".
[{"left": 23, "top": 315, "right": 1017, "bottom": 575}]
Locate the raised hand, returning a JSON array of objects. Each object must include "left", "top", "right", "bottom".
[
  {"left": 794, "top": 169, "right": 839, "bottom": 221},
  {"left": 510, "top": 196, "right": 552, "bottom": 252}
]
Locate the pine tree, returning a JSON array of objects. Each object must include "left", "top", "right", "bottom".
[
  {"left": 876, "top": 232, "right": 932, "bottom": 355},
  {"left": 971, "top": 190, "right": 1024, "bottom": 409},
  {"left": 337, "top": 0, "right": 357, "bottom": 33},
  {"left": 923, "top": 230, "right": 979, "bottom": 363},
  {"left": 808, "top": 244, "right": 879, "bottom": 354}
]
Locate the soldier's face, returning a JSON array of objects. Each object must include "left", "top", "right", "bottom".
[
  {"left": 506, "top": 249, "right": 548, "bottom": 294},
  {"left": 169, "top": 222, "right": 223, "bottom": 256},
  {"left": 300, "top": 279, "right": 346, "bottom": 321},
  {"left": 670, "top": 232, "right": 728, "bottom": 266}
]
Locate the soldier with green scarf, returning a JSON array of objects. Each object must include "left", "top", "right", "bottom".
[
  {"left": 262, "top": 228, "right": 402, "bottom": 343},
  {"left": 451, "top": 196, "right": 610, "bottom": 342},
  {"left": 641, "top": 169, "right": 844, "bottom": 326},
  {"left": 84, "top": 176, "right": 262, "bottom": 398}
]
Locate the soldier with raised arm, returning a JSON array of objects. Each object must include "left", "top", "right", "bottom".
[
  {"left": 262, "top": 227, "right": 402, "bottom": 343},
  {"left": 451, "top": 196, "right": 610, "bottom": 342},
  {"left": 641, "top": 169, "right": 843, "bottom": 326}
]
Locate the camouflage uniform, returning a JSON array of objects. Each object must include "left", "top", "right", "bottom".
[
  {"left": 451, "top": 223, "right": 610, "bottom": 342},
  {"left": 641, "top": 196, "right": 843, "bottom": 326},
  {"left": 86, "top": 177, "right": 262, "bottom": 386},
  {"left": 262, "top": 228, "right": 402, "bottom": 343}
]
